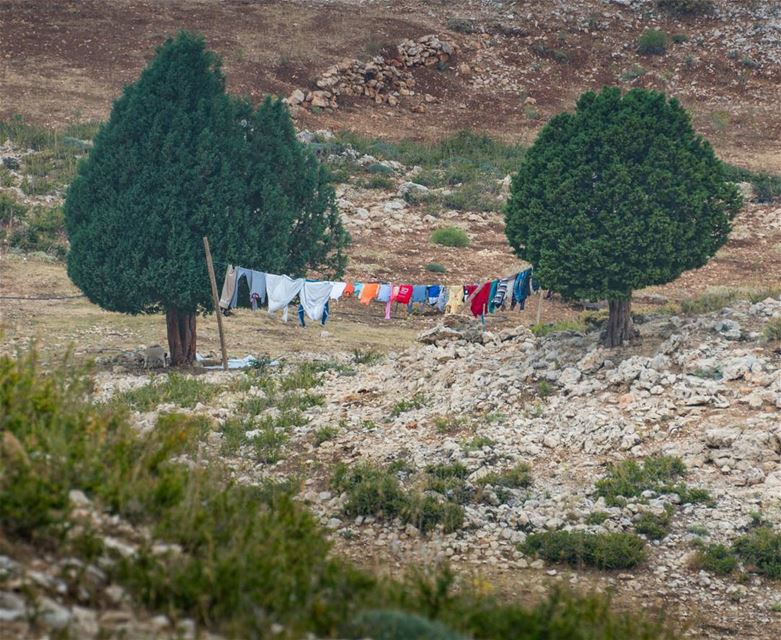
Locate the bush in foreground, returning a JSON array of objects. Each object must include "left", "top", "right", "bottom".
[{"left": 1, "top": 348, "right": 678, "bottom": 639}]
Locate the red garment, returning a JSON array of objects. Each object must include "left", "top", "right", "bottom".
[
  {"left": 464, "top": 284, "right": 478, "bottom": 299},
  {"left": 469, "top": 282, "right": 492, "bottom": 317},
  {"left": 396, "top": 284, "right": 413, "bottom": 304}
]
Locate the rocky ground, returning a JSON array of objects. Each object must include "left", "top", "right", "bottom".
[{"left": 5, "top": 296, "right": 770, "bottom": 638}]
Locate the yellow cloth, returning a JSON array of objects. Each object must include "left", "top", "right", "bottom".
[
  {"left": 444, "top": 285, "right": 464, "bottom": 314},
  {"left": 359, "top": 283, "right": 380, "bottom": 305}
]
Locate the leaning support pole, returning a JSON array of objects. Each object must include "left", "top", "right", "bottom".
[
  {"left": 203, "top": 236, "right": 229, "bottom": 371},
  {"left": 535, "top": 287, "right": 544, "bottom": 325}
]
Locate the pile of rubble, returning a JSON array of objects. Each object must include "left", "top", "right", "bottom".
[{"left": 287, "top": 34, "right": 456, "bottom": 110}]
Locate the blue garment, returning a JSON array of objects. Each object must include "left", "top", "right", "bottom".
[
  {"left": 487, "top": 280, "right": 499, "bottom": 313},
  {"left": 511, "top": 269, "right": 534, "bottom": 310},
  {"left": 298, "top": 300, "right": 329, "bottom": 327},
  {"left": 353, "top": 283, "right": 363, "bottom": 297},
  {"left": 376, "top": 283, "right": 392, "bottom": 303},
  {"left": 411, "top": 285, "right": 427, "bottom": 303},
  {"left": 427, "top": 285, "right": 441, "bottom": 305}
]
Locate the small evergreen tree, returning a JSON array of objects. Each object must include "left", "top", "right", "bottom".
[
  {"left": 505, "top": 87, "right": 741, "bottom": 347},
  {"left": 65, "top": 33, "right": 347, "bottom": 364}
]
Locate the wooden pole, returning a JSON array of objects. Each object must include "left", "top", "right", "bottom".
[
  {"left": 535, "top": 286, "right": 544, "bottom": 325},
  {"left": 203, "top": 236, "right": 228, "bottom": 371}
]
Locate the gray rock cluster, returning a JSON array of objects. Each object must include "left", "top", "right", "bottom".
[{"left": 287, "top": 35, "right": 456, "bottom": 110}]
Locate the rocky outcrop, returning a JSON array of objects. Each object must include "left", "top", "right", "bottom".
[{"left": 287, "top": 35, "right": 457, "bottom": 110}]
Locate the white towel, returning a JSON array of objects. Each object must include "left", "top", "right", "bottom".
[
  {"left": 329, "top": 282, "right": 347, "bottom": 300},
  {"left": 266, "top": 274, "right": 304, "bottom": 322},
  {"left": 300, "top": 281, "right": 334, "bottom": 322}
]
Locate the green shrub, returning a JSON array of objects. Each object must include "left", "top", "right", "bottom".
[
  {"left": 638, "top": 29, "right": 668, "bottom": 55},
  {"left": 595, "top": 456, "right": 695, "bottom": 506},
  {"left": 764, "top": 318, "right": 781, "bottom": 342},
  {"left": 671, "top": 34, "right": 689, "bottom": 44},
  {"left": 2, "top": 347, "right": 679, "bottom": 638},
  {"left": 280, "top": 363, "right": 323, "bottom": 391},
  {"left": 332, "top": 462, "right": 464, "bottom": 533},
  {"left": 346, "top": 609, "right": 467, "bottom": 640},
  {"left": 359, "top": 174, "right": 395, "bottom": 190},
  {"left": 390, "top": 393, "right": 428, "bottom": 417},
  {"left": 431, "top": 226, "right": 470, "bottom": 247},
  {"left": 352, "top": 348, "right": 384, "bottom": 365},
  {"left": 723, "top": 164, "right": 781, "bottom": 203},
  {"left": 477, "top": 463, "right": 532, "bottom": 489},
  {"left": 426, "top": 262, "right": 447, "bottom": 274},
  {"left": 314, "top": 425, "right": 339, "bottom": 446},
  {"left": 522, "top": 531, "right": 647, "bottom": 570},
  {"left": 656, "top": 0, "right": 713, "bottom": 16},
  {"left": 585, "top": 511, "right": 610, "bottom": 526},
  {"left": 537, "top": 380, "right": 553, "bottom": 398},
  {"left": 441, "top": 182, "right": 499, "bottom": 212},
  {"left": 733, "top": 527, "right": 781, "bottom": 579},
  {"left": 634, "top": 509, "right": 673, "bottom": 540},
  {"left": 463, "top": 435, "right": 496, "bottom": 451},
  {"left": 531, "top": 320, "right": 586, "bottom": 337},
  {"left": 118, "top": 374, "right": 219, "bottom": 411},
  {"left": 7, "top": 205, "right": 67, "bottom": 258},
  {"left": 0, "top": 192, "right": 25, "bottom": 225},
  {"left": 620, "top": 65, "right": 647, "bottom": 82},
  {"left": 690, "top": 543, "right": 738, "bottom": 575}
]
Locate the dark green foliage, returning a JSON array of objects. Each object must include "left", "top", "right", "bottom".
[
  {"left": 346, "top": 609, "right": 468, "bottom": 640},
  {"left": 332, "top": 462, "right": 465, "bottom": 533},
  {"left": 431, "top": 226, "right": 470, "bottom": 247},
  {"left": 638, "top": 30, "right": 668, "bottom": 55},
  {"left": 7, "top": 206, "right": 68, "bottom": 258},
  {"left": 390, "top": 393, "right": 428, "bottom": 417},
  {"left": 656, "top": 0, "right": 713, "bottom": 16},
  {"left": 426, "top": 262, "right": 448, "bottom": 273},
  {"left": 595, "top": 456, "right": 710, "bottom": 506},
  {"left": 522, "top": 531, "right": 647, "bottom": 570},
  {"left": 691, "top": 543, "right": 737, "bottom": 575},
  {"left": 505, "top": 87, "right": 741, "bottom": 304},
  {"left": 634, "top": 509, "right": 673, "bottom": 540},
  {"left": 0, "top": 347, "right": 681, "bottom": 639},
  {"left": 0, "top": 192, "right": 25, "bottom": 224},
  {"left": 585, "top": 511, "right": 610, "bottom": 526},
  {"left": 476, "top": 463, "right": 532, "bottom": 489},
  {"left": 723, "top": 164, "right": 781, "bottom": 203},
  {"left": 117, "top": 374, "right": 219, "bottom": 411},
  {"left": 733, "top": 527, "right": 781, "bottom": 579},
  {"left": 65, "top": 32, "right": 347, "bottom": 318}
]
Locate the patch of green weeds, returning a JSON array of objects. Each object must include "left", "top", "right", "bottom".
[
  {"left": 763, "top": 318, "right": 781, "bottom": 342},
  {"left": 332, "top": 462, "right": 464, "bottom": 533},
  {"left": 522, "top": 531, "right": 647, "bottom": 570},
  {"left": 426, "top": 262, "right": 447, "bottom": 274},
  {"left": 690, "top": 542, "right": 738, "bottom": 576},
  {"left": 118, "top": 374, "right": 219, "bottom": 411},
  {"left": 314, "top": 425, "right": 339, "bottom": 446},
  {"left": 585, "top": 511, "right": 611, "bottom": 526},
  {"left": 433, "top": 415, "right": 468, "bottom": 434},
  {"left": 734, "top": 527, "right": 781, "bottom": 579},
  {"left": 531, "top": 319, "right": 586, "bottom": 337},
  {"left": 431, "top": 226, "right": 470, "bottom": 247},
  {"left": 595, "top": 456, "right": 710, "bottom": 507},
  {"left": 476, "top": 463, "right": 532, "bottom": 489},
  {"left": 352, "top": 348, "right": 384, "bottom": 366},
  {"left": 634, "top": 507, "right": 674, "bottom": 540},
  {"left": 638, "top": 29, "right": 668, "bottom": 55},
  {"left": 462, "top": 435, "right": 496, "bottom": 451},
  {"left": 536, "top": 380, "right": 553, "bottom": 398},
  {"left": 688, "top": 524, "right": 709, "bottom": 537},
  {"left": 390, "top": 393, "right": 428, "bottom": 418}
]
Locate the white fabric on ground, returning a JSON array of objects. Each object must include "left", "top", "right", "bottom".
[
  {"left": 300, "top": 281, "right": 334, "bottom": 322},
  {"left": 266, "top": 274, "right": 304, "bottom": 322}
]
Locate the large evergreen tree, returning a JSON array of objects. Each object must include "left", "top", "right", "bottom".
[
  {"left": 505, "top": 87, "right": 742, "bottom": 347},
  {"left": 65, "top": 32, "right": 347, "bottom": 364}
]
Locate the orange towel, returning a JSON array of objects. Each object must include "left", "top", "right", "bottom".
[
  {"left": 343, "top": 282, "right": 355, "bottom": 297},
  {"left": 359, "top": 283, "right": 380, "bottom": 305}
]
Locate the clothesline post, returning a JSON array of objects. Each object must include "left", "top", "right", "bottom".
[
  {"left": 535, "top": 287, "right": 544, "bottom": 326},
  {"left": 203, "top": 236, "right": 229, "bottom": 371}
]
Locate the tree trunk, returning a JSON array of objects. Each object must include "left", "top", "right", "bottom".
[
  {"left": 166, "top": 308, "right": 197, "bottom": 366},
  {"left": 604, "top": 298, "right": 635, "bottom": 348}
]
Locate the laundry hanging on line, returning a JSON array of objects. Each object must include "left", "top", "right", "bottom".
[{"left": 218, "top": 264, "right": 540, "bottom": 325}]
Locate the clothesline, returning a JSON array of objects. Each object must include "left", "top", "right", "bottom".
[{"left": 217, "top": 264, "right": 539, "bottom": 327}]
